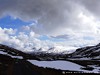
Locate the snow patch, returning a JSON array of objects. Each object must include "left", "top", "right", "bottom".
[
  {"left": 28, "top": 60, "right": 98, "bottom": 73},
  {"left": 0, "top": 50, "right": 23, "bottom": 59}
]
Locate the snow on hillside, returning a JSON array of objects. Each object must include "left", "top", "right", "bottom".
[
  {"left": 28, "top": 60, "right": 100, "bottom": 73},
  {"left": 0, "top": 49, "right": 8, "bottom": 55},
  {"left": 0, "top": 49, "right": 23, "bottom": 59},
  {"left": 71, "top": 43, "right": 100, "bottom": 58}
]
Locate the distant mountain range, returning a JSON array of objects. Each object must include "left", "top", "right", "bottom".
[
  {"left": 0, "top": 43, "right": 100, "bottom": 60},
  {"left": 31, "top": 46, "right": 76, "bottom": 54}
]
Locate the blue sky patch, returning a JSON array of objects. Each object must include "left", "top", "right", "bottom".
[
  {"left": 0, "top": 15, "right": 32, "bottom": 29},
  {"left": 83, "top": 36, "right": 94, "bottom": 40}
]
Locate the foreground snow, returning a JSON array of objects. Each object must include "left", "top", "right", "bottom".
[
  {"left": 28, "top": 60, "right": 100, "bottom": 73},
  {"left": 0, "top": 50, "right": 23, "bottom": 59},
  {"left": 0, "top": 50, "right": 8, "bottom": 55}
]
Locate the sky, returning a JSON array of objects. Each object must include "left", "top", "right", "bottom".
[{"left": 0, "top": 0, "right": 100, "bottom": 52}]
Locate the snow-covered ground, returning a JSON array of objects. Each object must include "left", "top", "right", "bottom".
[
  {"left": 88, "top": 65, "right": 100, "bottom": 73},
  {"left": 28, "top": 60, "right": 100, "bottom": 73},
  {"left": 0, "top": 50, "right": 23, "bottom": 59},
  {"left": 0, "top": 50, "right": 8, "bottom": 55},
  {"left": 10, "top": 56, "right": 23, "bottom": 59}
]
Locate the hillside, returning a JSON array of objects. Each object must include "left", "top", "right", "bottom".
[{"left": 0, "top": 44, "right": 100, "bottom": 74}]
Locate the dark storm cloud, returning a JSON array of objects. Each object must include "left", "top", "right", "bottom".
[
  {"left": 0, "top": 0, "right": 100, "bottom": 36},
  {"left": 79, "top": 0, "right": 100, "bottom": 18}
]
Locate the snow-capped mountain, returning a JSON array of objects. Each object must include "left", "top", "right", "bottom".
[
  {"left": 47, "top": 46, "right": 76, "bottom": 54},
  {"left": 28, "top": 46, "right": 77, "bottom": 54},
  {"left": 70, "top": 43, "right": 100, "bottom": 59},
  {"left": 0, "top": 44, "right": 39, "bottom": 60},
  {"left": 1, "top": 43, "right": 100, "bottom": 60}
]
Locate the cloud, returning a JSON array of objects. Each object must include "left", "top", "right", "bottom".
[
  {"left": 0, "top": 27, "right": 76, "bottom": 53},
  {"left": 0, "top": 0, "right": 100, "bottom": 52},
  {"left": 78, "top": 0, "right": 100, "bottom": 18},
  {"left": 0, "top": 0, "right": 100, "bottom": 36},
  {"left": 0, "top": 27, "right": 100, "bottom": 53}
]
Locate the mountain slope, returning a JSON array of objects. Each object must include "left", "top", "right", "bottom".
[
  {"left": 0, "top": 44, "right": 39, "bottom": 60},
  {"left": 70, "top": 43, "right": 100, "bottom": 59}
]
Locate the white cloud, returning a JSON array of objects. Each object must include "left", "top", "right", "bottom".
[
  {"left": 0, "top": 0, "right": 100, "bottom": 52},
  {"left": 0, "top": 27, "right": 77, "bottom": 53},
  {"left": 0, "top": 27, "right": 100, "bottom": 53},
  {"left": 0, "top": 0, "right": 99, "bottom": 36}
]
